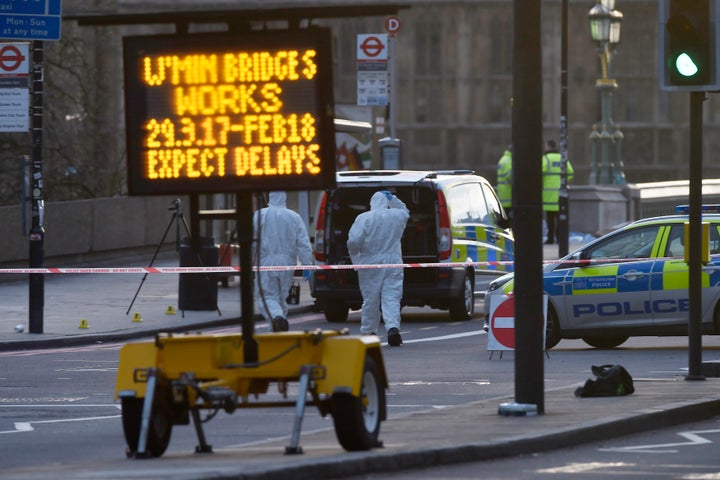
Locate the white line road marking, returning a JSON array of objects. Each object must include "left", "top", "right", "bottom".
[
  {"left": 0, "top": 413, "right": 121, "bottom": 434},
  {"left": 55, "top": 367, "right": 118, "bottom": 372},
  {"left": 399, "top": 330, "right": 484, "bottom": 344},
  {"left": 213, "top": 325, "right": 485, "bottom": 346},
  {"left": 599, "top": 429, "right": 720, "bottom": 453},
  {"left": 538, "top": 462, "right": 635, "bottom": 474},
  {"left": 0, "top": 404, "right": 121, "bottom": 434}
]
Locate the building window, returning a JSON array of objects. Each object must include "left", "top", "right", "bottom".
[
  {"left": 415, "top": 79, "right": 443, "bottom": 124},
  {"left": 415, "top": 18, "right": 442, "bottom": 75},
  {"left": 489, "top": 15, "right": 512, "bottom": 76}
]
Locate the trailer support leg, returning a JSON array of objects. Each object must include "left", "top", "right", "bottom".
[
  {"left": 191, "top": 409, "right": 213, "bottom": 453},
  {"left": 286, "top": 365, "right": 314, "bottom": 454},
  {"left": 136, "top": 368, "right": 157, "bottom": 458}
]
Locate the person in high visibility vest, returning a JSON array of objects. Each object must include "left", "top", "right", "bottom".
[
  {"left": 496, "top": 145, "right": 513, "bottom": 217},
  {"left": 542, "top": 140, "right": 573, "bottom": 244}
]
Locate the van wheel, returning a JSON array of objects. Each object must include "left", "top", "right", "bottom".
[
  {"left": 449, "top": 273, "right": 474, "bottom": 321},
  {"left": 323, "top": 300, "right": 349, "bottom": 323}
]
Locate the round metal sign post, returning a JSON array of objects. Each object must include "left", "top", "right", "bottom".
[{"left": 384, "top": 16, "right": 401, "bottom": 138}]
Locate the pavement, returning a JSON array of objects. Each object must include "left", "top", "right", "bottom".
[{"left": 2, "top": 242, "right": 720, "bottom": 480}]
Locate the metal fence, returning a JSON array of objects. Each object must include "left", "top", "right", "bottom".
[{"left": 628, "top": 179, "right": 720, "bottom": 220}]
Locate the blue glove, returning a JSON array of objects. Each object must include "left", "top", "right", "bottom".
[
  {"left": 381, "top": 190, "right": 393, "bottom": 201},
  {"left": 303, "top": 270, "right": 312, "bottom": 281}
]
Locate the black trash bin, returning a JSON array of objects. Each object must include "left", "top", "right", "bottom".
[{"left": 178, "top": 237, "right": 219, "bottom": 311}]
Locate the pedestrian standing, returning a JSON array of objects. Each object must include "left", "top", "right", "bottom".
[
  {"left": 542, "top": 140, "right": 574, "bottom": 244},
  {"left": 347, "top": 190, "right": 409, "bottom": 346},
  {"left": 253, "top": 191, "right": 313, "bottom": 332},
  {"left": 496, "top": 145, "right": 513, "bottom": 217}
]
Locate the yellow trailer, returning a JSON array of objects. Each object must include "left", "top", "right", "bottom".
[{"left": 116, "top": 328, "right": 388, "bottom": 458}]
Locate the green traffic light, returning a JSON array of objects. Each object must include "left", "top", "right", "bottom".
[{"left": 675, "top": 52, "right": 700, "bottom": 77}]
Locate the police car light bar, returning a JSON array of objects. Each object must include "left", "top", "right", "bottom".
[{"left": 675, "top": 204, "right": 720, "bottom": 213}]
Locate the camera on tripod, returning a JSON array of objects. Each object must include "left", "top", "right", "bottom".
[{"left": 126, "top": 196, "right": 220, "bottom": 316}]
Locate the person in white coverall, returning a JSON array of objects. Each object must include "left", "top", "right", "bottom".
[
  {"left": 253, "top": 191, "right": 313, "bottom": 332},
  {"left": 347, "top": 190, "right": 409, "bottom": 346}
]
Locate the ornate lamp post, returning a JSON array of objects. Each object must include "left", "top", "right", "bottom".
[{"left": 588, "top": 0, "right": 626, "bottom": 185}]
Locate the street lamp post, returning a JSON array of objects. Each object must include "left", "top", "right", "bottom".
[{"left": 588, "top": 0, "right": 626, "bottom": 185}]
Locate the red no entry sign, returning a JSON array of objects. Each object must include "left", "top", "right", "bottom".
[
  {"left": 357, "top": 34, "right": 388, "bottom": 61},
  {"left": 0, "top": 43, "right": 29, "bottom": 75},
  {"left": 487, "top": 294, "right": 548, "bottom": 353},
  {"left": 490, "top": 296, "right": 515, "bottom": 349}
]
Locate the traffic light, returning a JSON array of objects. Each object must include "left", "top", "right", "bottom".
[{"left": 660, "top": 0, "right": 720, "bottom": 91}]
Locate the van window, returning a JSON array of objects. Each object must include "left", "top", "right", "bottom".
[
  {"left": 446, "top": 183, "right": 488, "bottom": 225},
  {"left": 481, "top": 182, "right": 504, "bottom": 225}
]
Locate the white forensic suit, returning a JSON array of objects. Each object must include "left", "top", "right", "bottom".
[
  {"left": 253, "top": 191, "right": 313, "bottom": 329},
  {"left": 347, "top": 191, "right": 409, "bottom": 336}
]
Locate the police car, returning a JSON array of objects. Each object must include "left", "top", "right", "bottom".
[
  {"left": 312, "top": 170, "right": 514, "bottom": 322},
  {"left": 483, "top": 208, "right": 720, "bottom": 349}
]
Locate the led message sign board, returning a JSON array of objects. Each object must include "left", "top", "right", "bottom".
[{"left": 123, "top": 28, "right": 336, "bottom": 195}]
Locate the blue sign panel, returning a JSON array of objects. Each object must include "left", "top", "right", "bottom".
[{"left": 0, "top": 0, "right": 62, "bottom": 41}]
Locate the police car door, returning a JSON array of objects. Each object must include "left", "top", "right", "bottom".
[
  {"left": 562, "top": 225, "right": 660, "bottom": 331},
  {"left": 652, "top": 224, "right": 720, "bottom": 329}
]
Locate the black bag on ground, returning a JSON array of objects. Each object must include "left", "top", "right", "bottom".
[
  {"left": 286, "top": 281, "right": 301, "bottom": 305},
  {"left": 574, "top": 364, "right": 634, "bottom": 397}
]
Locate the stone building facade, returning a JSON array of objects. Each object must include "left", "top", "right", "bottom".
[
  {"left": 1, "top": 0, "right": 716, "bottom": 207},
  {"left": 319, "top": 0, "right": 720, "bottom": 184}
]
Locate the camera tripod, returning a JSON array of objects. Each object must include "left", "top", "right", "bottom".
[{"left": 126, "top": 198, "right": 221, "bottom": 316}]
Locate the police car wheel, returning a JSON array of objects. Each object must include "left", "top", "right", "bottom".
[
  {"left": 582, "top": 336, "right": 628, "bottom": 349},
  {"left": 545, "top": 306, "right": 561, "bottom": 350}
]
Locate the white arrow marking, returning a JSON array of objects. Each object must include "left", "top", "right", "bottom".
[
  {"left": 13, "top": 422, "right": 32, "bottom": 432},
  {"left": 599, "top": 429, "right": 720, "bottom": 453}
]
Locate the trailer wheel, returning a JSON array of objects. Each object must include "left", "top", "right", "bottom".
[
  {"left": 330, "top": 356, "right": 385, "bottom": 451},
  {"left": 121, "top": 396, "right": 172, "bottom": 458}
]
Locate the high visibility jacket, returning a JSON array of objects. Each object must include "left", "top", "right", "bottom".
[
  {"left": 542, "top": 152, "right": 574, "bottom": 212},
  {"left": 496, "top": 149, "right": 512, "bottom": 208}
]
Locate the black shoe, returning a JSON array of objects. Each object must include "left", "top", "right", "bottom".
[
  {"left": 544, "top": 240, "right": 555, "bottom": 245},
  {"left": 272, "top": 316, "right": 289, "bottom": 332},
  {"left": 387, "top": 328, "right": 402, "bottom": 346}
]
